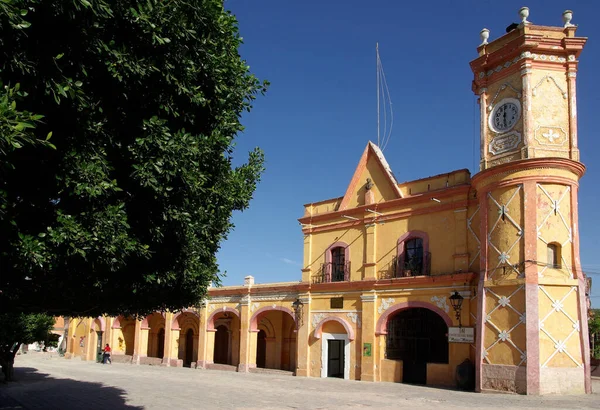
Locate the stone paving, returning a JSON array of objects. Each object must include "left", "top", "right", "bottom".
[{"left": 0, "top": 353, "right": 598, "bottom": 410}]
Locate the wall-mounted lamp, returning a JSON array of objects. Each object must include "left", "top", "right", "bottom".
[
  {"left": 450, "top": 291, "right": 464, "bottom": 327},
  {"left": 292, "top": 298, "right": 304, "bottom": 330}
]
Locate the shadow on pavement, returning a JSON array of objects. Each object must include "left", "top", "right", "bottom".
[{"left": 0, "top": 366, "right": 143, "bottom": 409}]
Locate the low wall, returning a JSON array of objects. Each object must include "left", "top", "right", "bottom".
[
  {"left": 380, "top": 359, "right": 402, "bottom": 383},
  {"left": 481, "top": 364, "right": 526, "bottom": 394},
  {"left": 539, "top": 367, "right": 585, "bottom": 394},
  {"left": 427, "top": 363, "right": 453, "bottom": 387}
]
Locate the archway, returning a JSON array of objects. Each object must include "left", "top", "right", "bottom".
[
  {"left": 314, "top": 317, "right": 353, "bottom": 379},
  {"left": 385, "top": 308, "right": 449, "bottom": 385},
  {"left": 145, "top": 313, "right": 166, "bottom": 359},
  {"left": 252, "top": 308, "right": 297, "bottom": 371},
  {"left": 112, "top": 316, "right": 136, "bottom": 356},
  {"left": 173, "top": 311, "right": 200, "bottom": 367}
]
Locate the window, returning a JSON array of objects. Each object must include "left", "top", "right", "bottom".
[
  {"left": 404, "top": 238, "right": 424, "bottom": 274},
  {"left": 396, "top": 231, "right": 430, "bottom": 278},
  {"left": 547, "top": 243, "right": 561, "bottom": 269},
  {"left": 331, "top": 247, "right": 346, "bottom": 282}
]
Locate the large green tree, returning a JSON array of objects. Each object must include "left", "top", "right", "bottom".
[{"left": 0, "top": 0, "right": 267, "bottom": 317}]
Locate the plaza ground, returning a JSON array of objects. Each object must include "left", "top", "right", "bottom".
[{"left": 0, "top": 353, "right": 598, "bottom": 410}]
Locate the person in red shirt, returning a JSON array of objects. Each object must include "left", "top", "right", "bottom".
[{"left": 102, "top": 344, "right": 112, "bottom": 364}]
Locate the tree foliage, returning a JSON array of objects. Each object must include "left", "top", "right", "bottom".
[
  {"left": 0, "top": 313, "right": 55, "bottom": 381},
  {"left": 0, "top": 0, "right": 267, "bottom": 317}
]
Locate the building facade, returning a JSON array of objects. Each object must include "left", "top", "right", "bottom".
[{"left": 66, "top": 11, "right": 592, "bottom": 395}]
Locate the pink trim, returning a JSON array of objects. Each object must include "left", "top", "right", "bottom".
[
  {"left": 249, "top": 306, "right": 296, "bottom": 332},
  {"left": 375, "top": 301, "right": 452, "bottom": 335},
  {"left": 93, "top": 317, "right": 106, "bottom": 332},
  {"left": 523, "top": 181, "right": 540, "bottom": 394},
  {"left": 313, "top": 317, "right": 355, "bottom": 341},
  {"left": 140, "top": 312, "right": 166, "bottom": 329},
  {"left": 206, "top": 307, "right": 240, "bottom": 331},
  {"left": 396, "top": 230, "right": 430, "bottom": 276},
  {"left": 325, "top": 241, "right": 350, "bottom": 282},
  {"left": 171, "top": 309, "right": 200, "bottom": 329},
  {"left": 111, "top": 315, "right": 123, "bottom": 329},
  {"left": 475, "top": 193, "right": 488, "bottom": 392}
]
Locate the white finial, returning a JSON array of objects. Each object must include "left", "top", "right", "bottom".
[
  {"left": 519, "top": 7, "right": 530, "bottom": 24},
  {"left": 563, "top": 10, "right": 574, "bottom": 27},
  {"left": 244, "top": 275, "right": 254, "bottom": 286},
  {"left": 480, "top": 28, "right": 490, "bottom": 46}
]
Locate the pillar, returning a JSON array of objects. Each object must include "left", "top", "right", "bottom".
[
  {"left": 162, "top": 312, "right": 174, "bottom": 366},
  {"left": 197, "top": 303, "right": 209, "bottom": 368},
  {"left": 237, "top": 295, "right": 254, "bottom": 372},
  {"left": 295, "top": 295, "right": 311, "bottom": 377},
  {"left": 360, "top": 292, "right": 377, "bottom": 381},
  {"left": 132, "top": 319, "right": 143, "bottom": 365}
]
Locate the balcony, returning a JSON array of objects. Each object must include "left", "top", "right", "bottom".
[
  {"left": 379, "top": 252, "right": 431, "bottom": 279},
  {"left": 311, "top": 261, "right": 350, "bottom": 284}
]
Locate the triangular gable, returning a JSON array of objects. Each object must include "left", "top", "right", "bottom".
[{"left": 338, "top": 141, "right": 403, "bottom": 211}]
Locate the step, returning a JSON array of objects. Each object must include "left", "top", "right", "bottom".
[
  {"left": 249, "top": 367, "right": 294, "bottom": 376},
  {"left": 206, "top": 363, "right": 238, "bottom": 372}
]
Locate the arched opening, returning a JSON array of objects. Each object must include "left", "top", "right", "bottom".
[
  {"left": 174, "top": 311, "right": 200, "bottom": 367},
  {"left": 112, "top": 316, "right": 136, "bottom": 356},
  {"left": 185, "top": 329, "right": 194, "bottom": 366},
  {"left": 256, "top": 330, "right": 267, "bottom": 368},
  {"left": 146, "top": 313, "right": 166, "bottom": 359},
  {"left": 386, "top": 308, "right": 448, "bottom": 385},
  {"left": 547, "top": 243, "right": 561, "bottom": 269},
  {"left": 253, "top": 309, "right": 297, "bottom": 371},
  {"left": 214, "top": 325, "right": 229, "bottom": 364}
]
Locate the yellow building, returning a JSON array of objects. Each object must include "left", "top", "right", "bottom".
[{"left": 66, "top": 9, "right": 592, "bottom": 395}]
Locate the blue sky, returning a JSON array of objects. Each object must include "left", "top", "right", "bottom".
[{"left": 216, "top": 0, "right": 600, "bottom": 307}]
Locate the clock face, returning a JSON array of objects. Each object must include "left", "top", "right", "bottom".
[{"left": 490, "top": 99, "right": 521, "bottom": 133}]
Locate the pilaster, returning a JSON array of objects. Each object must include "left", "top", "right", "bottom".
[
  {"left": 360, "top": 292, "right": 377, "bottom": 381},
  {"left": 295, "top": 294, "right": 311, "bottom": 377},
  {"left": 363, "top": 222, "right": 377, "bottom": 280},
  {"left": 523, "top": 180, "right": 540, "bottom": 395}
]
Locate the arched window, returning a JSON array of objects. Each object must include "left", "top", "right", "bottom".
[
  {"left": 331, "top": 247, "right": 346, "bottom": 282},
  {"left": 318, "top": 242, "right": 350, "bottom": 283},
  {"left": 547, "top": 243, "right": 561, "bottom": 269},
  {"left": 396, "top": 231, "right": 430, "bottom": 277}
]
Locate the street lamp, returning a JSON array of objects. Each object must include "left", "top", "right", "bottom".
[
  {"left": 292, "top": 298, "right": 304, "bottom": 330},
  {"left": 450, "top": 291, "right": 464, "bottom": 327}
]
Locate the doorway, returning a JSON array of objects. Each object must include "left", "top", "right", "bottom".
[
  {"left": 185, "top": 329, "right": 194, "bottom": 366},
  {"left": 157, "top": 328, "right": 165, "bottom": 359},
  {"left": 213, "top": 325, "right": 229, "bottom": 364},
  {"left": 327, "top": 340, "right": 344, "bottom": 378},
  {"left": 256, "top": 330, "right": 266, "bottom": 368},
  {"left": 95, "top": 331, "right": 104, "bottom": 362},
  {"left": 385, "top": 308, "right": 449, "bottom": 385}
]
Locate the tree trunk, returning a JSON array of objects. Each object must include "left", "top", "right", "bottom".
[{"left": 1, "top": 343, "right": 20, "bottom": 382}]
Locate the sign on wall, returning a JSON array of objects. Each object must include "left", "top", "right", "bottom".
[
  {"left": 363, "top": 343, "right": 372, "bottom": 357},
  {"left": 448, "top": 327, "right": 475, "bottom": 343}
]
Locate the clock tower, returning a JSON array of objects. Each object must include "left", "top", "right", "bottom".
[
  {"left": 470, "top": 8, "right": 591, "bottom": 395},
  {"left": 471, "top": 7, "right": 586, "bottom": 170}
]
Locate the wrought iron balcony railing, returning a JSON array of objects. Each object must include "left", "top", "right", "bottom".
[
  {"left": 379, "top": 252, "right": 431, "bottom": 279},
  {"left": 311, "top": 261, "right": 351, "bottom": 284}
]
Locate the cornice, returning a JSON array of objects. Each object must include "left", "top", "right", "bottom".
[{"left": 471, "top": 157, "right": 586, "bottom": 189}]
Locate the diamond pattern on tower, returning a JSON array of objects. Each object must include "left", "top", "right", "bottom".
[{"left": 539, "top": 285, "right": 582, "bottom": 368}]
